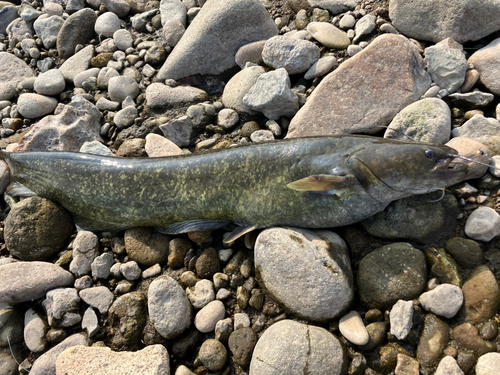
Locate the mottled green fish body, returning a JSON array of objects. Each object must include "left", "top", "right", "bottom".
[{"left": 1, "top": 136, "right": 468, "bottom": 238}]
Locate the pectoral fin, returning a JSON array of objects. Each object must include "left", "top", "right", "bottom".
[
  {"left": 287, "top": 174, "right": 353, "bottom": 193},
  {"left": 223, "top": 224, "right": 258, "bottom": 244},
  {"left": 155, "top": 219, "right": 232, "bottom": 235}
]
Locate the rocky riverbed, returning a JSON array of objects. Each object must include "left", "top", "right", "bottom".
[{"left": 0, "top": 0, "right": 500, "bottom": 374}]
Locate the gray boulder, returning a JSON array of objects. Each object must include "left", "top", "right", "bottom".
[
  {"left": 157, "top": 0, "right": 278, "bottom": 80},
  {"left": 57, "top": 8, "right": 97, "bottom": 59},
  {"left": 34, "top": 15, "right": 64, "bottom": 49}
]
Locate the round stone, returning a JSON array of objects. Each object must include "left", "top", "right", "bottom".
[
  {"left": 113, "top": 29, "right": 133, "bottom": 51},
  {"left": 34, "top": 69, "right": 66, "bottom": 96},
  {"left": 95, "top": 12, "right": 121, "bottom": 38},
  {"left": 476, "top": 352, "right": 500, "bottom": 375},
  {"left": 108, "top": 76, "right": 140, "bottom": 102},
  {"left": 198, "top": 339, "right": 227, "bottom": 371},
  {"left": 194, "top": 300, "right": 225, "bottom": 333},
  {"left": 307, "top": 22, "right": 351, "bottom": 49},
  {"left": 17, "top": 93, "right": 58, "bottom": 119},
  {"left": 249, "top": 320, "right": 346, "bottom": 375}
]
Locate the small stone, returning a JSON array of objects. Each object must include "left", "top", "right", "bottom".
[
  {"left": 79, "top": 286, "right": 114, "bottom": 314},
  {"left": 120, "top": 261, "right": 142, "bottom": 281},
  {"left": 419, "top": 284, "right": 463, "bottom": 318},
  {"left": 108, "top": 292, "right": 147, "bottom": 350},
  {"left": 194, "top": 300, "right": 225, "bottom": 333},
  {"left": 97, "top": 67, "right": 120, "bottom": 89},
  {"left": 57, "top": 8, "right": 97, "bottom": 59},
  {"left": 186, "top": 279, "right": 215, "bottom": 309},
  {"left": 228, "top": 327, "right": 257, "bottom": 368},
  {"left": 196, "top": 247, "right": 220, "bottom": 279},
  {"left": 476, "top": 353, "right": 500, "bottom": 375},
  {"left": 304, "top": 56, "right": 337, "bottom": 80},
  {"left": 108, "top": 76, "right": 140, "bottom": 102},
  {"left": 146, "top": 82, "right": 208, "bottom": 108},
  {"left": 465, "top": 207, "right": 500, "bottom": 242},
  {"left": 43, "top": 288, "right": 81, "bottom": 328},
  {"left": 307, "top": 22, "right": 350, "bottom": 49},
  {"left": 339, "top": 310, "right": 369, "bottom": 345},
  {"left": 142, "top": 264, "right": 162, "bottom": 279},
  {"left": 235, "top": 40, "right": 266, "bottom": 68},
  {"left": 217, "top": 108, "right": 239, "bottom": 130},
  {"left": 74, "top": 68, "right": 100, "bottom": 88},
  {"left": 462, "top": 266, "right": 500, "bottom": 324},
  {"left": 81, "top": 307, "right": 98, "bottom": 337},
  {"left": 262, "top": 36, "right": 320, "bottom": 75},
  {"left": 17, "top": 93, "right": 58, "bottom": 119},
  {"left": 417, "top": 314, "right": 450, "bottom": 367},
  {"left": 24, "top": 308, "right": 48, "bottom": 353},
  {"left": 34, "top": 69, "right": 66, "bottom": 96},
  {"left": 435, "top": 356, "right": 464, "bottom": 375},
  {"left": 250, "top": 129, "right": 275, "bottom": 142},
  {"left": 425, "top": 43, "right": 468, "bottom": 94},
  {"left": 353, "top": 14, "right": 376, "bottom": 43},
  {"left": 390, "top": 300, "right": 413, "bottom": 340},
  {"left": 199, "top": 339, "right": 227, "bottom": 371},
  {"left": 460, "top": 69, "right": 480, "bottom": 93},
  {"left": 124, "top": 227, "right": 170, "bottom": 266},
  {"left": 452, "top": 323, "right": 496, "bottom": 356},
  {"left": 70, "top": 231, "right": 99, "bottom": 278},
  {"left": 91, "top": 253, "right": 114, "bottom": 279}
]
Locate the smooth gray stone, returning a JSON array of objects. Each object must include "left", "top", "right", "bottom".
[
  {"left": 157, "top": 0, "right": 278, "bottom": 80},
  {"left": 0, "top": 262, "right": 74, "bottom": 303},
  {"left": 17, "top": 93, "right": 58, "bottom": 118},
  {"left": 307, "top": 0, "right": 358, "bottom": 14},
  {"left": 57, "top": 8, "right": 97, "bottom": 59},
  {"left": 79, "top": 286, "right": 114, "bottom": 314},
  {"left": 419, "top": 284, "right": 463, "bottom": 318},
  {"left": 59, "top": 45, "right": 95, "bottom": 83},
  {"left": 24, "top": 308, "right": 49, "bottom": 353},
  {"left": 34, "top": 14, "right": 64, "bottom": 49},
  {"left": 34, "top": 69, "right": 66, "bottom": 96},
  {"left": 425, "top": 43, "right": 467, "bottom": 94},
  {"left": 160, "top": 0, "right": 186, "bottom": 26},
  {"left": 0, "top": 5, "right": 19, "bottom": 35},
  {"left": 0, "top": 52, "right": 35, "bottom": 89},
  {"left": 43, "top": 288, "right": 81, "bottom": 328},
  {"left": 95, "top": 12, "right": 120, "bottom": 38}
]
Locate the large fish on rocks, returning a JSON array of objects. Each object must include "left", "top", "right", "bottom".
[{"left": 0, "top": 136, "right": 470, "bottom": 242}]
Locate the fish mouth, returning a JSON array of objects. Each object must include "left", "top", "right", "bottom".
[{"left": 432, "top": 156, "right": 469, "bottom": 175}]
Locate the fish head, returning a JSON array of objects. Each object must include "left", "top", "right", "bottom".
[{"left": 346, "top": 141, "right": 469, "bottom": 202}]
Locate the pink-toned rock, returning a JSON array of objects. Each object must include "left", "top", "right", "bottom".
[
  {"left": 445, "top": 137, "right": 490, "bottom": 179},
  {"left": 13, "top": 96, "right": 102, "bottom": 152},
  {"left": 468, "top": 37, "right": 500, "bottom": 95},
  {"left": 287, "top": 34, "right": 431, "bottom": 138}
]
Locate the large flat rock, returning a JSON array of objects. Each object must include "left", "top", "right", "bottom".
[
  {"left": 287, "top": 34, "right": 431, "bottom": 138},
  {"left": 157, "top": 0, "right": 278, "bottom": 81}
]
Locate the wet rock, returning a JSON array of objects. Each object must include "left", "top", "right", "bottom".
[
  {"left": 149, "top": 276, "right": 192, "bottom": 339},
  {"left": 255, "top": 227, "right": 353, "bottom": 321},
  {"left": 357, "top": 243, "right": 427, "bottom": 309},
  {"left": 124, "top": 227, "right": 170, "bottom": 266},
  {"left": 5, "top": 197, "right": 74, "bottom": 261},
  {"left": 424, "top": 42, "right": 467, "bottom": 94},
  {"left": 444, "top": 237, "right": 483, "bottom": 268},
  {"left": 221, "top": 65, "right": 266, "bottom": 114},
  {"left": 389, "top": 0, "right": 500, "bottom": 44},
  {"left": 287, "top": 34, "right": 431, "bottom": 137},
  {"left": 361, "top": 193, "right": 460, "bottom": 244},
  {"left": 57, "top": 8, "right": 97, "bottom": 59},
  {"left": 462, "top": 266, "right": 500, "bottom": 324},
  {"left": 452, "top": 323, "right": 496, "bottom": 356},
  {"left": 243, "top": 68, "right": 299, "bottom": 120},
  {"left": 0, "top": 261, "right": 74, "bottom": 303},
  {"left": 199, "top": 339, "right": 227, "bottom": 371},
  {"left": 465, "top": 207, "right": 500, "bottom": 242},
  {"left": 228, "top": 327, "right": 257, "bottom": 368},
  {"left": 425, "top": 247, "right": 462, "bottom": 287},
  {"left": 30, "top": 333, "right": 88, "bottom": 375},
  {"left": 108, "top": 292, "right": 147, "bottom": 350},
  {"left": 249, "top": 320, "right": 347, "bottom": 375},
  {"left": 14, "top": 95, "right": 102, "bottom": 152},
  {"left": 157, "top": 0, "right": 278, "bottom": 80},
  {"left": 384, "top": 98, "right": 451, "bottom": 144},
  {"left": 262, "top": 35, "right": 320, "bottom": 75},
  {"left": 416, "top": 314, "right": 450, "bottom": 368},
  {"left": 419, "top": 284, "right": 463, "bottom": 318},
  {"left": 56, "top": 345, "right": 170, "bottom": 375},
  {"left": 69, "top": 230, "right": 99, "bottom": 278}
]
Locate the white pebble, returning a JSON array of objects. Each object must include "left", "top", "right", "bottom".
[{"left": 339, "top": 310, "right": 369, "bottom": 345}]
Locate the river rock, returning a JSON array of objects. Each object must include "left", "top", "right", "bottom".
[
  {"left": 44, "top": 288, "right": 81, "bottom": 328},
  {"left": 262, "top": 35, "right": 320, "bottom": 75},
  {"left": 444, "top": 237, "right": 483, "bottom": 269},
  {"left": 59, "top": 45, "right": 95, "bottom": 83},
  {"left": 416, "top": 314, "right": 450, "bottom": 368},
  {"left": 79, "top": 286, "right": 114, "bottom": 314},
  {"left": 389, "top": 0, "right": 500, "bottom": 44},
  {"left": 468, "top": 37, "right": 500, "bottom": 95},
  {"left": 194, "top": 300, "right": 225, "bottom": 333},
  {"left": 34, "top": 69, "right": 66, "bottom": 96},
  {"left": 14, "top": 95, "right": 102, "bottom": 152},
  {"left": 113, "top": 29, "right": 133, "bottom": 51},
  {"left": 462, "top": 265, "right": 500, "bottom": 323},
  {"left": 30, "top": 333, "right": 88, "bottom": 375},
  {"left": 384, "top": 98, "right": 451, "bottom": 144},
  {"left": 287, "top": 34, "right": 431, "bottom": 137},
  {"left": 451, "top": 114, "right": 500, "bottom": 155},
  {"left": 0, "top": 261, "right": 74, "bottom": 303},
  {"left": 57, "top": 8, "right": 97, "bottom": 59},
  {"left": 149, "top": 276, "right": 192, "bottom": 339},
  {"left": 24, "top": 308, "right": 49, "bottom": 353},
  {"left": 465, "top": 207, "right": 500, "bottom": 242},
  {"left": 56, "top": 345, "right": 170, "bottom": 375},
  {"left": 159, "top": 115, "right": 194, "bottom": 147},
  {"left": 390, "top": 300, "right": 413, "bottom": 340},
  {"left": 221, "top": 65, "right": 266, "bottom": 114},
  {"left": 108, "top": 292, "right": 147, "bottom": 350},
  {"left": 419, "top": 284, "right": 463, "bottom": 318},
  {"left": 307, "top": 22, "right": 350, "bottom": 49},
  {"left": 452, "top": 323, "right": 496, "bottom": 356},
  {"left": 249, "top": 320, "right": 347, "bottom": 375},
  {"left": 95, "top": 12, "right": 120, "bottom": 38},
  {"left": 357, "top": 243, "right": 427, "bottom": 309},
  {"left": 476, "top": 353, "right": 500, "bottom": 375},
  {"left": 33, "top": 15, "right": 64, "bottom": 49},
  {"left": 145, "top": 133, "right": 183, "bottom": 157},
  {"left": 304, "top": 55, "right": 337, "bottom": 80},
  {"left": 103, "top": 0, "right": 130, "bottom": 17},
  {"left": 235, "top": 40, "right": 266, "bottom": 68},
  {"left": 146, "top": 82, "right": 208, "bottom": 108},
  {"left": 339, "top": 310, "right": 369, "bottom": 345},
  {"left": 228, "top": 327, "right": 257, "bottom": 368},
  {"left": 0, "top": 308, "right": 23, "bottom": 348},
  {"left": 157, "top": 0, "right": 278, "bottom": 80},
  {"left": 243, "top": 68, "right": 299, "bottom": 120},
  {"left": 160, "top": 0, "right": 186, "bottom": 26},
  {"left": 424, "top": 42, "right": 467, "bottom": 94},
  {"left": 0, "top": 5, "right": 18, "bottom": 35},
  {"left": 435, "top": 356, "right": 464, "bottom": 375},
  {"left": 5, "top": 197, "right": 74, "bottom": 261},
  {"left": 307, "top": 0, "right": 357, "bottom": 14},
  {"left": 255, "top": 227, "right": 353, "bottom": 321},
  {"left": 445, "top": 137, "right": 491, "bottom": 179},
  {"left": 124, "top": 227, "right": 170, "bottom": 266},
  {"left": 69, "top": 230, "right": 100, "bottom": 278},
  {"left": 361, "top": 193, "right": 460, "bottom": 244},
  {"left": 16, "top": 93, "right": 58, "bottom": 119},
  {"left": 199, "top": 339, "right": 227, "bottom": 371}
]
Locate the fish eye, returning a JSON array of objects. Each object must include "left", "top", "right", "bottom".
[{"left": 424, "top": 149, "right": 435, "bottom": 159}]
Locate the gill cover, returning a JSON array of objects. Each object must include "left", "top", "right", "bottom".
[{"left": 346, "top": 142, "right": 468, "bottom": 202}]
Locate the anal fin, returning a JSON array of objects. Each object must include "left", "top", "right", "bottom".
[
  {"left": 223, "top": 224, "right": 258, "bottom": 244},
  {"left": 155, "top": 219, "right": 232, "bottom": 235}
]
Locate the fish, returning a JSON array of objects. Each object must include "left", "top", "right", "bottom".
[{"left": 0, "top": 135, "right": 470, "bottom": 242}]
